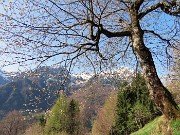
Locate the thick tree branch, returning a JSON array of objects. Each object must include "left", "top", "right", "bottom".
[
  {"left": 139, "top": 3, "right": 163, "bottom": 19},
  {"left": 133, "top": 0, "right": 144, "bottom": 10},
  {"left": 139, "top": 1, "right": 180, "bottom": 19},
  {"left": 87, "top": 20, "right": 131, "bottom": 37},
  {"left": 101, "top": 26, "right": 131, "bottom": 38},
  {"left": 162, "top": 1, "right": 180, "bottom": 16}
]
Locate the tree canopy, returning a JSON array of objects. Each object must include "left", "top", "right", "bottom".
[{"left": 0, "top": 0, "right": 178, "bottom": 71}]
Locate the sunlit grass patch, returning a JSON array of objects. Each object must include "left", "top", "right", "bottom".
[
  {"left": 131, "top": 116, "right": 163, "bottom": 135},
  {"left": 131, "top": 108, "right": 180, "bottom": 135}
]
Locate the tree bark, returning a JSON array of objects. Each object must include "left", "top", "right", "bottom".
[{"left": 130, "top": 9, "right": 179, "bottom": 119}]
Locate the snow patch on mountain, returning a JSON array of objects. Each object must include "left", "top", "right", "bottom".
[
  {"left": 71, "top": 73, "right": 92, "bottom": 86},
  {"left": 99, "top": 67, "right": 134, "bottom": 81},
  {"left": 72, "top": 66, "right": 134, "bottom": 87},
  {"left": 73, "top": 73, "right": 92, "bottom": 80}
]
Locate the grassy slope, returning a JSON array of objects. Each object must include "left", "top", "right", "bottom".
[
  {"left": 132, "top": 105, "right": 180, "bottom": 135},
  {"left": 131, "top": 116, "right": 163, "bottom": 135}
]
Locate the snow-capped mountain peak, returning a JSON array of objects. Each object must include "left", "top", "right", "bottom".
[
  {"left": 97, "top": 67, "right": 134, "bottom": 80},
  {"left": 71, "top": 67, "right": 134, "bottom": 87},
  {"left": 71, "top": 73, "right": 92, "bottom": 86},
  {"left": 73, "top": 73, "right": 92, "bottom": 80}
]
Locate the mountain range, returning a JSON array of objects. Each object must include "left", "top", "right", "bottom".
[{"left": 0, "top": 66, "right": 134, "bottom": 119}]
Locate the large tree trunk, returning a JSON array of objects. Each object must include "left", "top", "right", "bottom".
[{"left": 130, "top": 9, "right": 179, "bottom": 119}]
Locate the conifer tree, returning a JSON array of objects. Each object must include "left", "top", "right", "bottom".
[
  {"left": 45, "top": 94, "right": 80, "bottom": 135},
  {"left": 45, "top": 93, "right": 69, "bottom": 134},
  {"left": 67, "top": 99, "right": 80, "bottom": 135},
  {"left": 113, "top": 75, "right": 160, "bottom": 134}
]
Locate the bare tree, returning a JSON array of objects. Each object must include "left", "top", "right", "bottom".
[
  {"left": 0, "top": 0, "right": 179, "bottom": 119},
  {"left": 0, "top": 110, "right": 26, "bottom": 135}
]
